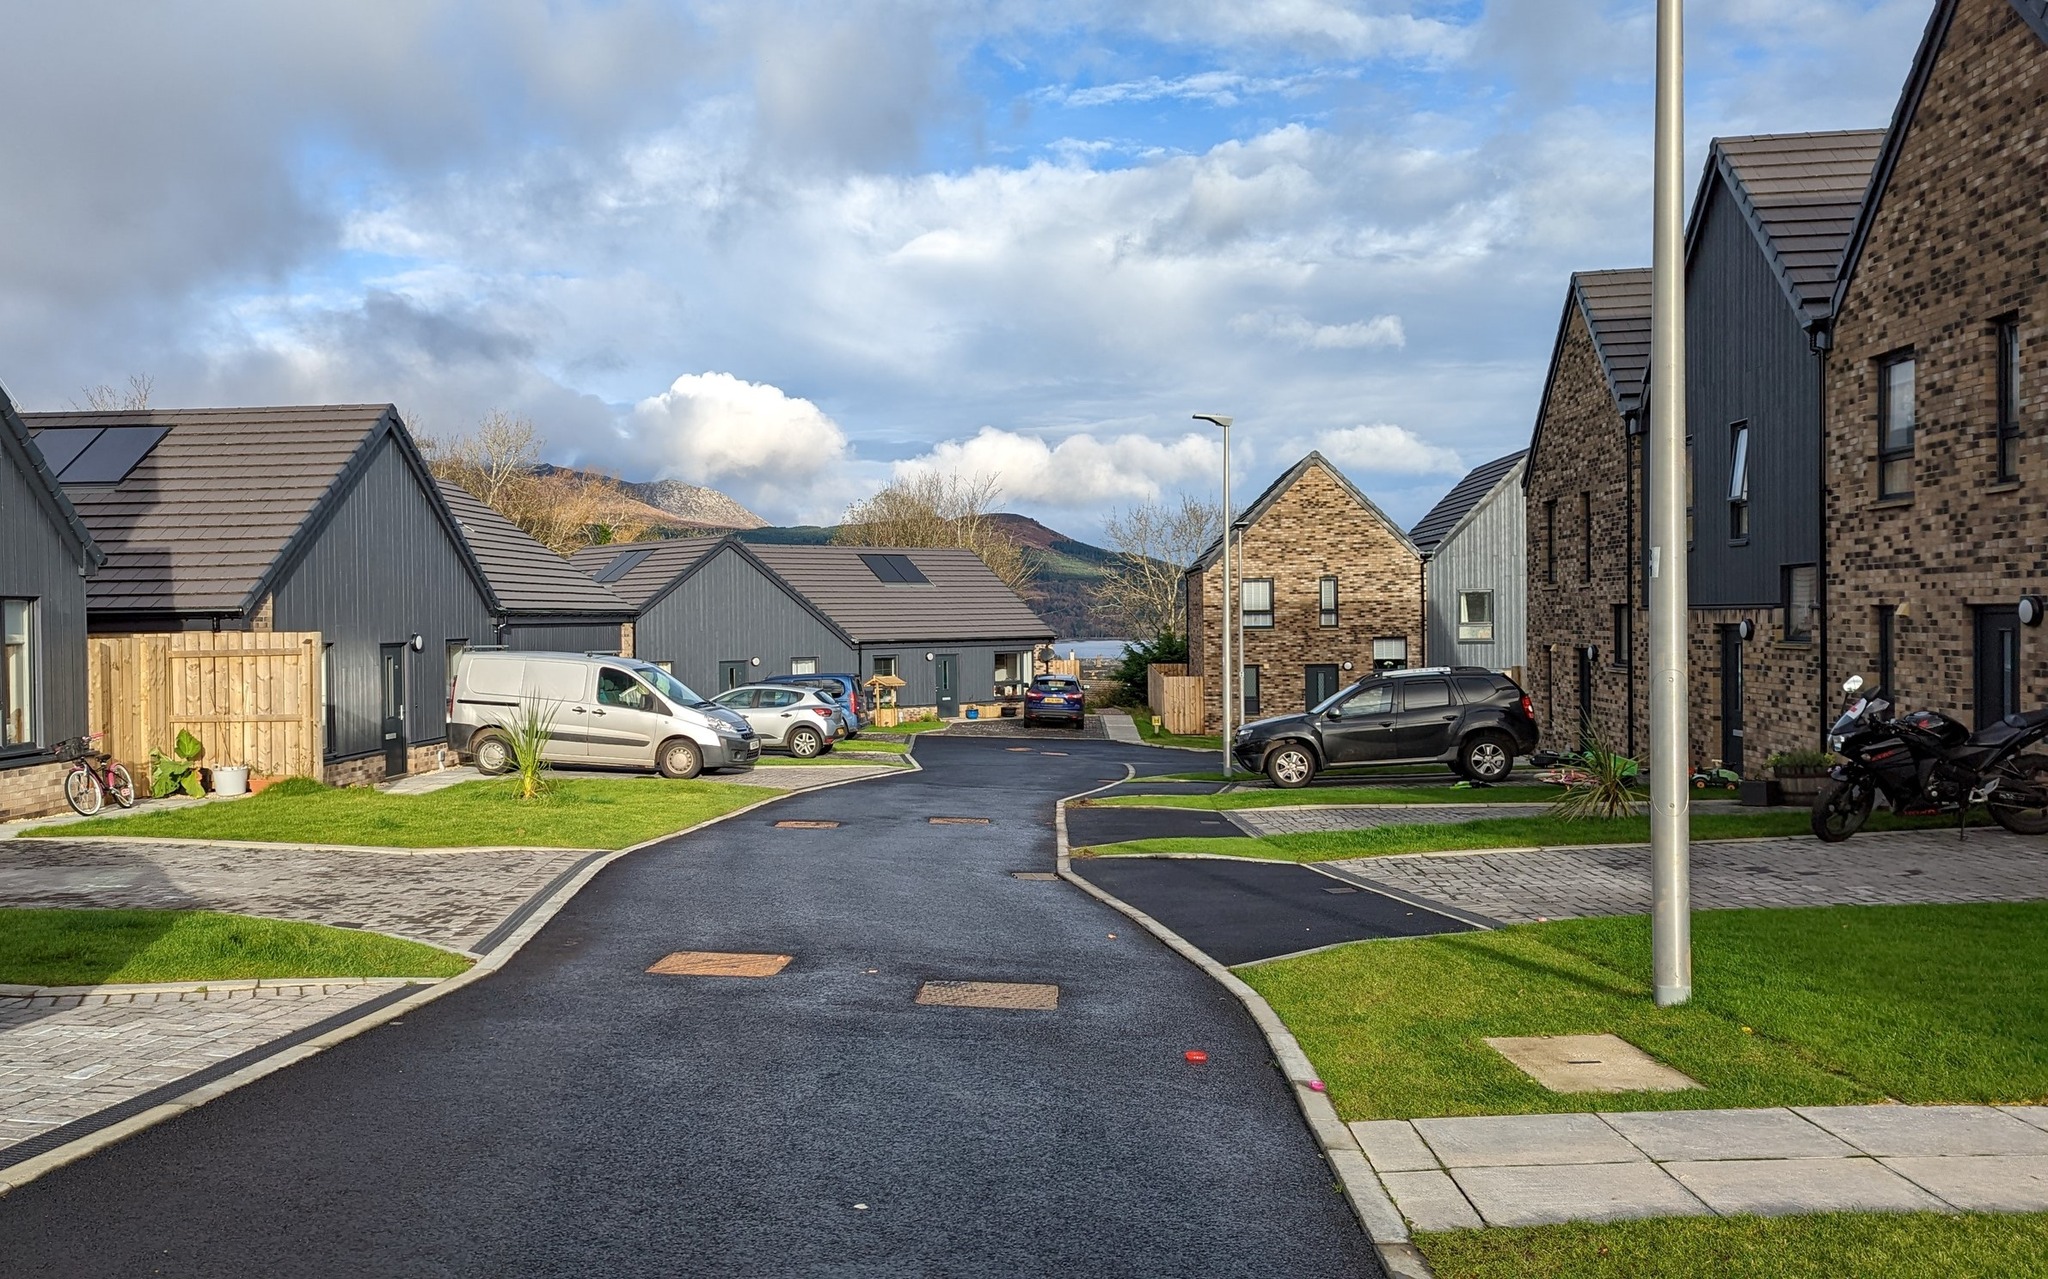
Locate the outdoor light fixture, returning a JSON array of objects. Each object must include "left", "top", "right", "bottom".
[
  {"left": 750, "top": 656, "right": 762, "bottom": 666},
  {"left": 2020, "top": 596, "right": 2045, "bottom": 628},
  {"left": 1341, "top": 661, "right": 1353, "bottom": 671},
  {"left": 925, "top": 652, "right": 934, "bottom": 661},
  {"left": 1737, "top": 618, "right": 1756, "bottom": 641},
  {"left": 409, "top": 634, "right": 424, "bottom": 652}
]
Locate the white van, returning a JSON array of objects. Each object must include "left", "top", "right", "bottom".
[{"left": 449, "top": 650, "right": 759, "bottom": 779}]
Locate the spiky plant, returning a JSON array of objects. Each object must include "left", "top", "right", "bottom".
[
  {"left": 499, "top": 701, "right": 559, "bottom": 801},
  {"left": 1550, "top": 720, "right": 1642, "bottom": 821}
]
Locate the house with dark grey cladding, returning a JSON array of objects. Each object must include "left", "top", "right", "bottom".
[
  {"left": 569, "top": 538, "right": 1054, "bottom": 715},
  {"left": 23, "top": 405, "right": 496, "bottom": 786},
  {"left": 0, "top": 389, "right": 103, "bottom": 820},
  {"left": 1411, "top": 451, "right": 1526, "bottom": 678},
  {"left": 436, "top": 480, "right": 634, "bottom": 654}
]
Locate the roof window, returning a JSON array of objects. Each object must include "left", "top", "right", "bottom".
[
  {"left": 593, "top": 547, "right": 655, "bottom": 583},
  {"left": 31, "top": 426, "right": 170, "bottom": 485},
  {"left": 858, "top": 552, "right": 930, "bottom": 585}
]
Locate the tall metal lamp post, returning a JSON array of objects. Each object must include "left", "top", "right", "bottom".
[
  {"left": 1233, "top": 517, "right": 1250, "bottom": 728},
  {"left": 1648, "top": 0, "right": 1693, "bottom": 1007},
  {"left": 1193, "top": 414, "right": 1234, "bottom": 778}
]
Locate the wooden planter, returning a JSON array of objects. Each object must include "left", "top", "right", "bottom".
[{"left": 1773, "top": 766, "right": 1829, "bottom": 804}]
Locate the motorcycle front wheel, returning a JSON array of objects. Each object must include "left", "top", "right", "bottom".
[
  {"left": 1811, "top": 775, "right": 1874, "bottom": 842},
  {"left": 1986, "top": 754, "right": 2048, "bottom": 835}
]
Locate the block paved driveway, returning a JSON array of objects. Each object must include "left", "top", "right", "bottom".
[
  {"left": 1337, "top": 828, "right": 2048, "bottom": 925},
  {"left": 0, "top": 738, "right": 1382, "bottom": 1278}
]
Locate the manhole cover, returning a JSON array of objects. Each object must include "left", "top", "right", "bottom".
[
  {"left": 774, "top": 819, "right": 841, "bottom": 829},
  {"left": 929, "top": 816, "right": 990, "bottom": 825},
  {"left": 915, "top": 980, "right": 1059, "bottom": 1011},
  {"left": 648, "top": 951, "right": 792, "bottom": 977},
  {"left": 1011, "top": 871, "right": 1058, "bottom": 881}
]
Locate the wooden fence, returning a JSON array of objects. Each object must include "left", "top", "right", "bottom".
[
  {"left": 1040, "top": 657, "right": 1083, "bottom": 679},
  {"left": 89, "top": 631, "right": 324, "bottom": 780},
  {"left": 1146, "top": 662, "right": 1205, "bottom": 735}
]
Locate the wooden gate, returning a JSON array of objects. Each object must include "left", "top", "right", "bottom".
[
  {"left": 1146, "top": 662, "right": 1205, "bottom": 735},
  {"left": 89, "top": 631, "right": 324, "bottom": 780}
]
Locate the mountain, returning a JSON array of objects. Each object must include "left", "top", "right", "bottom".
[
  {"left": 623, "top": 478, "right": 766, "bottom": 529},
  {"left": 735, "top": 514, "right": 1125, "bottom": 639}
]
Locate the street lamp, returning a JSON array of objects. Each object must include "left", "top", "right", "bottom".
[
  {"left": 1648, "top": 0, "right": 1693, "bottom": 1007},
  {"left": 1194, "top": 414, "right": 1234, "bottom": 778},
  {"left": 1233, "top": 517, "right": 1250, "bottom": 731}
]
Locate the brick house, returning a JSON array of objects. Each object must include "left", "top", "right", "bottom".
[
  {"left": 1820, "top": 0, "right": 2048, "bottom": 728},
  {"left": 1183, "top": 452, "right": 1422, "bottom": 733},
  {"left": 1523, "top": 270, "right": 1651, "bottom": 758}
]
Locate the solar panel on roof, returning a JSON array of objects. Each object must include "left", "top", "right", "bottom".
[
  {"left": 886, "top": 554, "right": 930, "bottom": 584},
  {"left": 858, "top": 552, "right": 930, "bottom": 585},
  {"left": 27, "top": 428, "right": 103, "bottom": 477},
  {"left": 53, "top": 426, "right": 169, "bottom": 485},
  {"left": 594, "top": 547, "right": 655, "bottom": 583}
]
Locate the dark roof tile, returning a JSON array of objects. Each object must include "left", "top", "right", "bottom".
[
  {"left": 437, "top": 481, "right": 632, "bottom": 617},
  {"left": 1410, "top": 451, "right": 1527, "bottom": 556},
  {"left": 745, "top": 544, "right": 1052, "bottom": 644}
]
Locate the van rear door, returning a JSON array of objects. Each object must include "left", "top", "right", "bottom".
[{"left": 518, "top": 659, "right": 596, "bottom": 762}]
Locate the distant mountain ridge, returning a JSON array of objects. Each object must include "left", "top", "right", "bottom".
[{"left": 535, "top": 464, "right": 766, "bottom": 530}]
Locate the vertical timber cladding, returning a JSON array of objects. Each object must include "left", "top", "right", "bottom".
[
  {"left": 1190, "top": 456, "right": 1422, "bottom": 734},
  {"left": 1524, "top": 301, "right": 1647, "bottom": 758},
  {"left": 1825, "top": 0, "right": 2048, "bottom": 727},
  {"left": 87, "top": 631, "right": 323, "bottom": 778},
  {"left": 0, "top": 428, "right": 92, "bottom": 750},
  {"left": 633, "top": 545, "right": 856, "bottom": 700}
]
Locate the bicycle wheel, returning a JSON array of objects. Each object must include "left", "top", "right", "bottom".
[
  {"left": 106, "top": 763, "right": 139, "bottom": 809},
  {"left": 64, "top": 766, "right": 105, "bottom": 816}
]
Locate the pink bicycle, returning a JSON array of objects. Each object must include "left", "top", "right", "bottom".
[{"left": 52, "top": 733, "right": 138, "bottom": 816}]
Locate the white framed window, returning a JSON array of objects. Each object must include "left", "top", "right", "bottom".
[
  {"left": 2, "top": 599, "right": 35, "bottom": 748},
  {"left": 872, "top": 655, "right": 898, "bottom": 678},
  {"left": 790, "top": 657, "right": 818, "bottom": 675},
  {"left": 1241, "top": 578, "right": 1274, "bottom": 629},
  {"left": 1318, "top": 576, "right": 1338, "bottom": 628},
  {"left": 1371, "top": 636, "right": 1408, "bottom": 670},
  {"left": 1457, "top": 591, "right": 1494, "bottom": 643}
]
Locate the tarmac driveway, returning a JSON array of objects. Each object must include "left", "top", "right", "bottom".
[{"left": 0, "top": 736, "right": 1381, "bottom": 1278}]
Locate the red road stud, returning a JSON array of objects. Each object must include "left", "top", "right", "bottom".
[
  {"left": 1184, "top": 1050, "right": 1209, "bottom": 1064},
  {"left": 1308, "top": 1080, "right": 1327, "bottom": 1092}
]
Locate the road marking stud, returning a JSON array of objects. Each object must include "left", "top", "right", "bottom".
[{"left": 1185, "top": 1050, "right": 1208, "bottom": 1064}]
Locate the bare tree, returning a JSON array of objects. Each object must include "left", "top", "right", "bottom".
[
  {"left": 1090, "top": 493, "right": 1222, "bottom": 640},
  {"left": 836, "top": 470, "right": 1033, "bottom": 595},
  {"left": 418, "top": 409, "right": 539, "bottom": 507},
  {"left": 421, "top": 410, "right": 650, "bottom": 555},
  {"left": 74, "top": 373, "right": 153, "bottom": 411}
]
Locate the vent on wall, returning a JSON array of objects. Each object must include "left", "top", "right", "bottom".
[
  {"left": 858, "top": 552, "right": 930, "bottom": 585},
  {"left": 594, "top": 548, "right": 656, "bottom": 583},
  {"left": 29, "top": 426, "right": 170, "bottom": 485}
]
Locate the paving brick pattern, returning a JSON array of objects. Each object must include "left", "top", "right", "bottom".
[
  {"left": 1335, "top": 829, "right": 2048, "bottom": 924},
  {"left": 0, "top": 841, "right": 586, "bottom": 953},
  {"left": 1358, "top": 1104, "right": 2048, "bottom": 1231},
  {"left": 1235, "top": 804, "right": 1554, "bottom": 835},
  {"left": 0, "top": 982, "right": 406, "bottom": 1155}
]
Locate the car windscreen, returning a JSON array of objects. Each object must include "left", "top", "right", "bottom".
[
  {"left": 633, "top": 663, "right": 709, "bottom": 708},
  {"left": 1312, "top": 681, "right": 1364, "bottom": 715},
  {"left": 1033, "top": 679, "right": 1080, "bottom": 691}
]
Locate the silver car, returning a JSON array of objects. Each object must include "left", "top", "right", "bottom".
[{"left": 712, "top": 684, "right": 845, "bottom": 758}]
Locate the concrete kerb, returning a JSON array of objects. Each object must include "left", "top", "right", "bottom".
[
  {"left": 0, "top": 756, "right": 922, "bottom": 1198},
  {"left": 1053, "top": 767, "right": 1429, "bottom": 1277}
]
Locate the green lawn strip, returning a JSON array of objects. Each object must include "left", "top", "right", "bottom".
[
  {"left": 837, "top": 740, "right": 910, "bottom": 754},
  {"left": 1416, "top": 1212, "right": 2048, "bottom": 1279},
  {"left": 1078, "top": 808, "right": 1957, "bottom": 861},
  {"left": 1131, "top": 713, "right": 1223, "bottom": 752},
  {"left": 0, "top": 908, "right": 471, "bottom": 987},
  {"left": 754, "top": 756, "right": 912, "bottom": 767},
  {"left": 1234, "top": 903, "right": 2048, "bottom": 1121},
  {"left": 21, "top": 777, "right": 767, "bottom": 850},
  {"left": 881, "top": 719, "right": 952, "bottom": 734},
  {"left": 1087, "top": 783, "right": 1577, "bottom": 809}
]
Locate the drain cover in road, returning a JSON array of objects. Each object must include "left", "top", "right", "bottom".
[
  {"left": 648, "top": 951, "right": 792, "bottom": 977},
  {"left": 929, "top": 816, "right": 990, "bottom": 825},
  {"left": 915, "top": 980, "right": 1059, "bottom": 1010},
  {"left": 1484, "top": 1034, "right": 1701, "bottom": 1093},
  {"left": 774, "top": 820, "right": 841, "bottom": 829},
  {"left": 1011, "top": 871, "right": 1058, "bottom": 881}
]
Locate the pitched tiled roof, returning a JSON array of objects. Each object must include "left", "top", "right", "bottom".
[
  {"left": 1409, "top": 451, "right": 1526, "bottom": 557},
  {"left": 1697, "top": 131, "right": 1884, "bottom": 322},
  {"left": 1190, "top": 451, "right": 1421, "bottom": 573},
  {"left": 437, "top": 481, "right": 632, "bottom": 618},
  {"left": 1, "top": 388, "right": 100, "bottom": 570},
  {"left": 23, "top": 405, "right": 405, "bottom": 614},
  {"left": 745, "top": 544, "right": 1053, "bottom": 644},
  {"left": 567, "top": 537, "right": 726, "bottom": 609},
  {"left": 1574, "top": 269, "right": 1653, "bottom": 416}
]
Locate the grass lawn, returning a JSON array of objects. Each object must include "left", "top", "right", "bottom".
[
  {"left": 879, "top": 718, "right": 952, "bottom": 734},
  {"left": 754, "top": 755, "right": 913, "bottom": 767},
  {"left": 22, "top": 777, "right": 767, "bottom": 849},
  {"left": 837, "top": 740, "right": 911, "bottom": 754},
  {"left": 1078, "top": 808, "right": 1957, "bottom": 860},
  {"left": 0, "top": 908, "right": 472, "bottom": 987},
  {"left": 1417, "top": 1212, "right": 2048, "bottom": 1279},
  {"left": 1236, "top": 902, "right": 2048, "bottom": 1120},
  {"left": 1087, "top": 783, "right": 1579, "bottom": 809},
  {"left": 1132, "top": 712, "right": 1223, "bottom": 752}
]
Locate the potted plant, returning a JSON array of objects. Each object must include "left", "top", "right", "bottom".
[
  {"left": 1767, "top": 748, "right": 1835, "bottom": 804},
  {"left": 148, "top": 730, "right": 207, "bottom": 799}
]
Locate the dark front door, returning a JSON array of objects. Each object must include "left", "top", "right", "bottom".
[
  {"left": 719, "top": 661, "right": 748, "bottom": 692},
  {"left": 379, "top": 644, "right": 408, "bottom": 778},
  {"left": 1719, "top": 625, "right": 1744, "bottom": 774},
  {"left": 1393, "top": 677, "right": 1459, "bottom": 760},
  {"left": 1304, "top": 664, "right": 1340, "bottom": 711},
  {"left": 935, "top": 654, "right": 959, "bottom": 717},
  {"left": 1576, "top": 647, "right": 1594, "bottom": 751},
  {"left": 1975, "top": 605, "right": 2022, "bottom": 730},
  {"left": 1320, "top": 682, "right": 1397, "bottom": 764}
]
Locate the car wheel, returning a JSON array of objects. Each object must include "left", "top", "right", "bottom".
[
  {"left": 788, "top": 726, "right": 823, "bottom": 758},
  {"left": 657, "top": 738, "right": 703, "bottom": 780},
  {"left": 1458, "top": 732, "right": 1515, "bottom": 783},
  {"left": 473, "top": 732, "right": 514, "bottom": 776},
  {"left": 1265, "top": 743, "right": 1316, "bottom": 789}
]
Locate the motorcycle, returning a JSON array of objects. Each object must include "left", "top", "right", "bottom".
[{"left": 1812, "top": 675, "right": 2048, "bottom": 842}]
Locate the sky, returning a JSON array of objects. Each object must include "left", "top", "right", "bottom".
[{"left": 0, "top": 0, "right": 1933, "bottom": 538}]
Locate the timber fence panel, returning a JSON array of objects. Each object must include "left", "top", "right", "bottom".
[{"left": 89, "top": 631, "right": 324, "bottom": 781}]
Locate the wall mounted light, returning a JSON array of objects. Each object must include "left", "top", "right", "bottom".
[
  {"left": 925, "top": 652, "right": 935, "bottom": 661},
  {"left": 409, "top": 634, "right": 424, "bottom": 652},
  {"left": 1737, "top": 619, "right": 1756, "bottom": 642},
  {"left": 750, "top": 656, "right": 762, "bottom": 666},
  {"left": 2021, "top": 596, "right": 2045, "bottom": 628},
  {"left": 1341, "top": 661, "right": 1354, "bottom": 671}
]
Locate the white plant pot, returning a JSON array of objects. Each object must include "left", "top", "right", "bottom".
[{"left": 213, "top": 765, "right": 251, "bottom": 797}]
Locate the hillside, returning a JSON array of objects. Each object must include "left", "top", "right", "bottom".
[{"left": 534, "top": 464, "right": 766, "bottom": 532}]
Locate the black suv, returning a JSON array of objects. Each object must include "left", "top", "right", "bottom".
[{"left": 1233, "top": 667, "right": 1539, "bottom": 788}]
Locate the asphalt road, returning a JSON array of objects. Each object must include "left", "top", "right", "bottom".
[{"left": 0, "top": 736, "right": 1382, "bottom": 1278}]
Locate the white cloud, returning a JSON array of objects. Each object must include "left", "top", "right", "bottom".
[
  {"left": 893, "top": 426, "right": 1222, "bottom": 508},
  {"left": 1231, "top": 310, "right": 1406, "bottom": 350},
  {"left": 1312, "top": 423, "right": 1463, "bottom": 476},
  {"left": 625, "top": 372, "right": 849, "bottom": 483},
  {"left": 1048, "top": 69, "right": 1345, "bottom": 109}
]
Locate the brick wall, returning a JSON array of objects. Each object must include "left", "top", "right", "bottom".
[
  {"left": 1188, "top": 459, "right": 1421, "bottom": 733},
  {"left": 1825, "top": 0, "right": 2048, "bottom": 724},
  {"left": 0, "top": 760, "right": 73, "bottom": 822},
  {"left": 322, "top": 741, "right": 454, "bottom": 788}
]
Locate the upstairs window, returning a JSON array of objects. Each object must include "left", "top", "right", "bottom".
[
  {"left": 1728, "top": 422, "right": 1750, "bottom": 540},
  {"left": 1997, "top": 320, "right": 2021, "bottom": 483},
  {"left": 1318, "top": 576, "right": 1339, "bottom": 628},
  {"left": 1241, "top": 578, "right": 1275, "bottom": 629},
  {"left": 1879, "top": 355, "right": 1916, "bottom": 498},
  {"left": 1457, "top": 591, "right": 1494, "bottom": 642},
  {"left": 1542, "top": 500, "right": 1557, "bottom": 584},
  {"left": 1784, "top": 565, "right": 1818, "bottom": 643}
]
